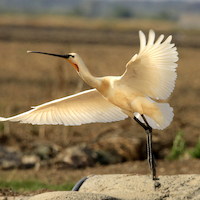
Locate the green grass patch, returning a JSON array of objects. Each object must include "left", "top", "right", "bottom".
[
  {"left": 166, "top": 131, "right": 185, "bottom": 160},
  {"left": 0, "top": 180, "right": 74, "bottom": 193},
  {"left": 189, "top": 136, "right": 200, "bottom": 159}
]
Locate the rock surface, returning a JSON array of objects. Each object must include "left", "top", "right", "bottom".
[
  {"left": 28, "top": 191, "right": 119, "bottom": 200},
  {"left": 2, "top": 174, "right": 200, "bottom": 200},
  {"left": 80, "top": 174, "right": 200, "bottom": 199}
]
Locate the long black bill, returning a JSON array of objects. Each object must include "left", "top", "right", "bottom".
[{"left": 27, "top": 51, "right": 70, "bottom": 59}]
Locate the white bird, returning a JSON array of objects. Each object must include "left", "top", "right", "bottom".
[{"left": 0, "top": 30, "right": 178, "bottom": 180}]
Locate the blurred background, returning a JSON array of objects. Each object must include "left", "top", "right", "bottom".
[{"left": 0, "top": 0, "right": 200, "bottom": 194}]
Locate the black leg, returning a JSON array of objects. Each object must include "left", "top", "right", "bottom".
[
  {"left": 145, "top": 124, "right": 157, "bottom": 180},
  {"left": 134, "top": 115, "right": 158, "bottom": 181}
]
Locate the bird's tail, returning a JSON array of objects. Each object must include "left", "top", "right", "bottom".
[
  {"left": 134, "top": 102, "right": 174, "bottom": 130},
  {"left": 154, "top": 102, "right": 174, "bottom": 129}
]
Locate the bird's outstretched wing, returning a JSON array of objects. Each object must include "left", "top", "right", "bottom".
[
  {"left": 120, "top": 29, "right": 178, "bottom": 100},
  {"left": 0, "top": 89, "right": 128, "bottom": 125}
]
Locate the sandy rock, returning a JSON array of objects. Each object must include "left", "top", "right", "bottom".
[
  {"left": 0, "top": 197, "right": 30, "bottom": 200},
  {"left": 5, "top": 174, "right": 200, "bottom": 200},
  {"left": 79, "top": 174, "right": 200, "bottom": 200},
  {"left": 55, "top": 144, "right": 95, "bottom": 168},
  {"left": 32, "top": 141, "right": 61, "bottom": 160},
  {"left": 0, "top": 145, "right": 22, "bottom": 169},
  {"left": 21, "top": 154, "right": 40, "bottom": 169},
  {"left": 91, "top": 137, "right": 144, "bottom": 164},
  {"left": 28, "top": 191, "right": 119, "bottom": 200}
]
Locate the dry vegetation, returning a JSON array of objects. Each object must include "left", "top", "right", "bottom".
[{"left": 0, "top": 14, "right": 200, "bottom": 188}]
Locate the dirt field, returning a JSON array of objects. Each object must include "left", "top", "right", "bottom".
[{"left": 0, "top": 15, "right": 200, "bottom": 195}]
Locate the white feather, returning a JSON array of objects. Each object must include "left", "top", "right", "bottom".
[
  {"left": 134, "top": 101, "right": 174, "bottom": 130},
  {"left": 0, "top": 89, "right": 128, "bottom": 125},
  {"left": 121, "top": 29, "right": 179, "bottom": 100}
]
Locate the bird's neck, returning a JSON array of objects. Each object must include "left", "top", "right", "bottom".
[{"left": 78, "top": 62, "right": 102, "bottom": 89}]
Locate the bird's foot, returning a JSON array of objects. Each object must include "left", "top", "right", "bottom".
[
  {"left": 152, "top": 167, "right": 161, "bottom": 190},
  {"left": 154, "top": 180, "right": 161, "bottom": 190}
]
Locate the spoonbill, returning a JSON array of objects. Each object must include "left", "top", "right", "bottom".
[{"left": 0, "top": 30, "right": 178, "bottom": 180}]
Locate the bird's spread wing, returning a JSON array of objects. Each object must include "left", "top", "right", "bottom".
[
  {"left": 0, "top": 89, "right": 128, "bottom": 125},
  {"left": 120, "top": 29, "right": 178, "bottom": 100}
]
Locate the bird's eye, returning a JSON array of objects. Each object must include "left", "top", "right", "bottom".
[{"left": 71, "top": 55, "right": 75, "bottom": 58}]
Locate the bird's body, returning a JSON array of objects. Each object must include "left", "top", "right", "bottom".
[
  {"left": 0, "top": 30, "right": 178, "bottom": 181},
  {"left": 98, "top": 76, "right": 166, "bottom": 126}
]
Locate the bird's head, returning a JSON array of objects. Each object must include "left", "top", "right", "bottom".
[{"left": 27, "top": 51, "right": 82, "bottom": 73}]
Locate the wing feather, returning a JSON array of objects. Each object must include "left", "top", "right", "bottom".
[
  {"left": 120, "top": 29, "right": 178, "bottom": 100},
  {"left": 0, "top": 89, "right": 128, "bottom": 125},
  {"left": 138, "top": 30, "right": 146, "bottom": 54}
]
